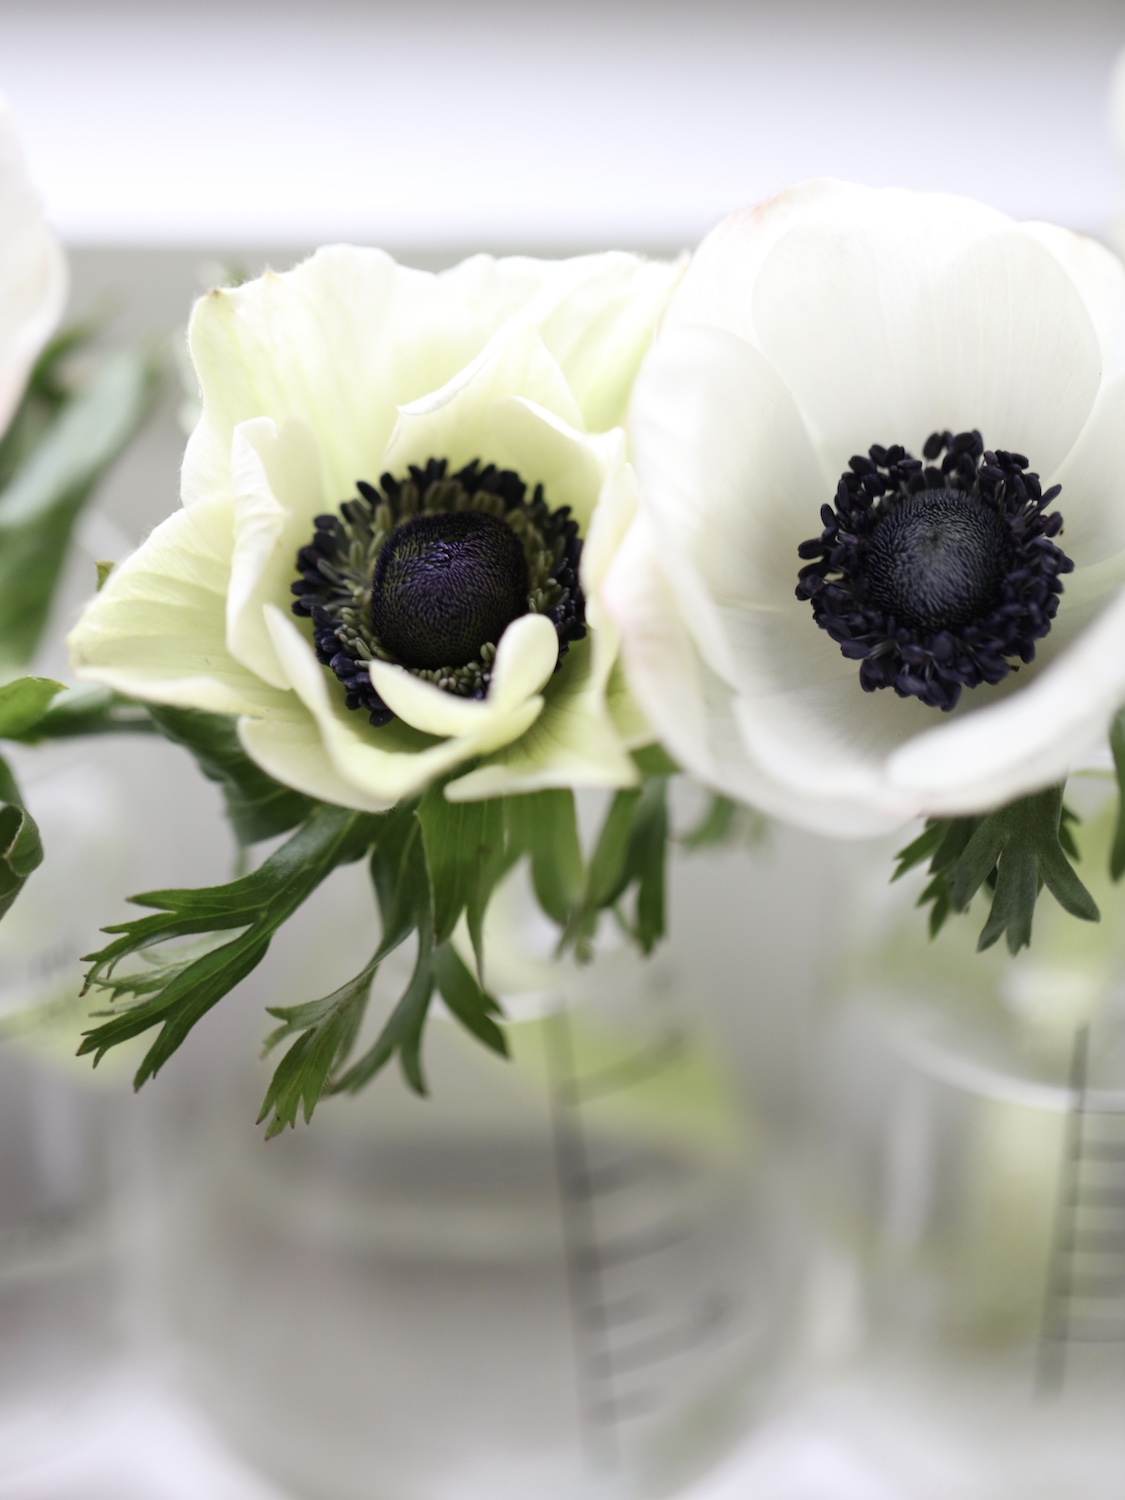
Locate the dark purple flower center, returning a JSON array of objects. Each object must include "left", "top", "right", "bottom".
[{"left": 370, "top": 510, "right": 529, "bottom": 671}]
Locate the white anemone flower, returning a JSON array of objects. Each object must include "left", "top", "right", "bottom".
[
  {"left": 69, "top": 248, "right": 681, "bottom": 809},
  {"left": 0, "top": 94, "right": 66, "bottom": 437},
  {"left": 605, "top": 180, "right": 1125, "bottom": 837}
]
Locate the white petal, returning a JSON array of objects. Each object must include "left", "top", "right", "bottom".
[
  {"left": 602, "top": 516, "right": 911, "bottom": 836},
  {"left": 1049, "top": 372, "right": 1125, "bottom": 570},
  {"left": 670, "top": 179, "right": 1009, "bottom": 346},
  {"left": 226, "top": 416, "right": 327, "bottom": 688},
  {"left": 0, "top": 98, "right": 66, "bottom": 437},
  {"left": 886, "top": 587, "right": 1125, "bottom": 815},
  {"left": 1021, "top": 222, "right": 1125, "bottom": 383},
  {"left": 629, "top": 322, "right": 828, "bottom": 646},
  {"left": 68, "top": 496, "right": 278, "bottom": 715},
  {"left": 926, "top": 231, "right": 1101, "bottom": 473}
]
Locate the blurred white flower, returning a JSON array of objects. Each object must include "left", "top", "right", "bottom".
[
  {"left": 70, "top": 248, "right": 680, "bottom": 808},
  {"left": 606, "top": 180, "right": 1125, "bottom": 836},
  {"left": 0, "top": 94, "right": 66, "bottom": 437}
]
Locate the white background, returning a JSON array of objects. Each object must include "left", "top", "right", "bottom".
[{"left": 1, "top": 0, "right": 1124, "bottom": 253}]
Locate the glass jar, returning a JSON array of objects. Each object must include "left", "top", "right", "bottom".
[{"left": 157, "top": 857, "right": 798, "bottom": 1500}]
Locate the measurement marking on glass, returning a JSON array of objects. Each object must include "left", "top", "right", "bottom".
[
  {"left": 1037, "top": 1024, "right": 1125, "bottom": 1394},
  {"left": 546, "top": 1004, "right": 710, "bottom": 1470}
]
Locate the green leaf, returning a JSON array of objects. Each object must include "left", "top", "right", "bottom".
[
  {"left": 0, "top": 348, "right": 161, "bottom": 667},
  {"left": 147, "top": 705, "right": 314, "bottom": 846},
  {"left": 504, "top": 790, "right": 583, "bottom": 926},
  {"left": 629, "top": 779, "right": 669, "bottom": 954},
  {"left": 434, "top": 942, "right": 507, "bottom": 1058},
  {"left": 898, "top": 787, "right": 1099, "bottom": 955},
  {"left": 631, "top": 743, "right": 680, "bottom": 776},
  {"left": 369, "top": 802, "right": 430, "bottom": 959},
  {"left": 1110, "top": 708, "right": 1125, "bottom": 881},
  {"left": 584, "top": 788, "right": 642, "bottom": 914},
  {"left": 0, "top": 319, "right": 103, "bottom": 487},
  {"left": 95, "top": 560, "right": 115, "bottom": 591},
  {"left": 10, "top": 685, "right": 154, "bottom": 741},
  {"left": 79, "top": 804, "right": 380, "bottom": 1087},
  {"left": 565, "top": 780, "right": 670, "bottom": 958},
  {"left": 0, "top": 676, "right": 65, "bottom": 739},
  {"left": 0, "top": 752, "right": 43, "bottom": 923},
  {"left": 258, "top": 953, "right": 379, "bottom": 1138},
  {"left": 332, "top": 925, "right": 436, "bottom": 1097},
  {"left": 417, "top": 790, "right": 506, "bottom": 944}
]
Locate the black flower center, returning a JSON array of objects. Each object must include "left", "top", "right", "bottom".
[
  {"left": 865, "top": 489, "right": 1011, "bottom": 633},
  {"left": 370, "top": 510, "right": 530, "bottom": 671},
  {"left": 291, "top": 458, "right": 586, "bottom": 727},
  {"left": 795, "top": 430, "right": 1073, "bottom": 712}
]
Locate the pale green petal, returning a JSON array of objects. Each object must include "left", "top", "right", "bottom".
[
  {"left": 238, "top": 696, "right": 396, "bottom": 813},
  {"left": 381, "top": 325, "right": 582, "bottom": 476},
  {"left": 183, "top": 248, "right": 670, "bottom": 512},
  {"left": 446, "top": 637, "right": 639, "bottom": 801},
  {"left": 68, "top": 495, "right": 278, "bottom": 716},
  {"left": 448, "top": 452, "right": 641, "bottom": 801},
  {"left": 486, "top": 398, "right": 619, "bottom": 532},
  {"left": 184, "top": 249, "right": 563, "bottom": 505},
  {"left": 226, "top": 416, "right": 327, "bottom": 688},
  {"left": 368, "top": 613, "right": 556, "bottom": 737},
  {"left": 263, "top": 606, "right": 543, "bottom": 805},
  {"left": 582, "top": 453, "right": 653, "bottom": 748},
  {"left": 536, "top": 253, "right": 685, "bottom": 431}
]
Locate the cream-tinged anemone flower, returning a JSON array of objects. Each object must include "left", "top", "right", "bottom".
[
  {"left": 606, "top": 179, "right": 1125, "bottom": 837},
  {"left": 0, "top": 94, "right": 67, "bottom": 437},
  {"left": 69, "top": 248, "right": 682, "bottom": 809}
]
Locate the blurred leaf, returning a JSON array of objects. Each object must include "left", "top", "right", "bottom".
[
  {"left": 680, "top": 791, "right": 767, "bottom": 851},
  {"left": 10, "top": 684, "right": 154, "bottom": 741},
  {"left": 0, "top": 347, "right": 160, "bottom": 666},
  {"left": 1110, "top": 708, "right": 1125, "bottom": 881},
  {"left": 0, "top": 676, "right": 65, "bottom": 738},
  {"left": 0, "top": 753, "right": 43, "bottom": 922}
]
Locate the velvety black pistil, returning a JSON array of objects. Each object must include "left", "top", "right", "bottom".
[
  {"left": 371, "top": 510, "right": 529, "bottom": 670},
  {"left": 795, "top": 430, "right": 1072, "bottom": 712},
  {"left": 291, "top": 457, "right": 585, "bottom": 727}
]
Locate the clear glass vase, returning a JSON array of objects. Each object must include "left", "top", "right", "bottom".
[
  {"left": 156, "top": 860, "right": 797, "bottom": 1500},
  {"left": 802, "top": 795, "right": 1125, "bottom": 1492}
]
